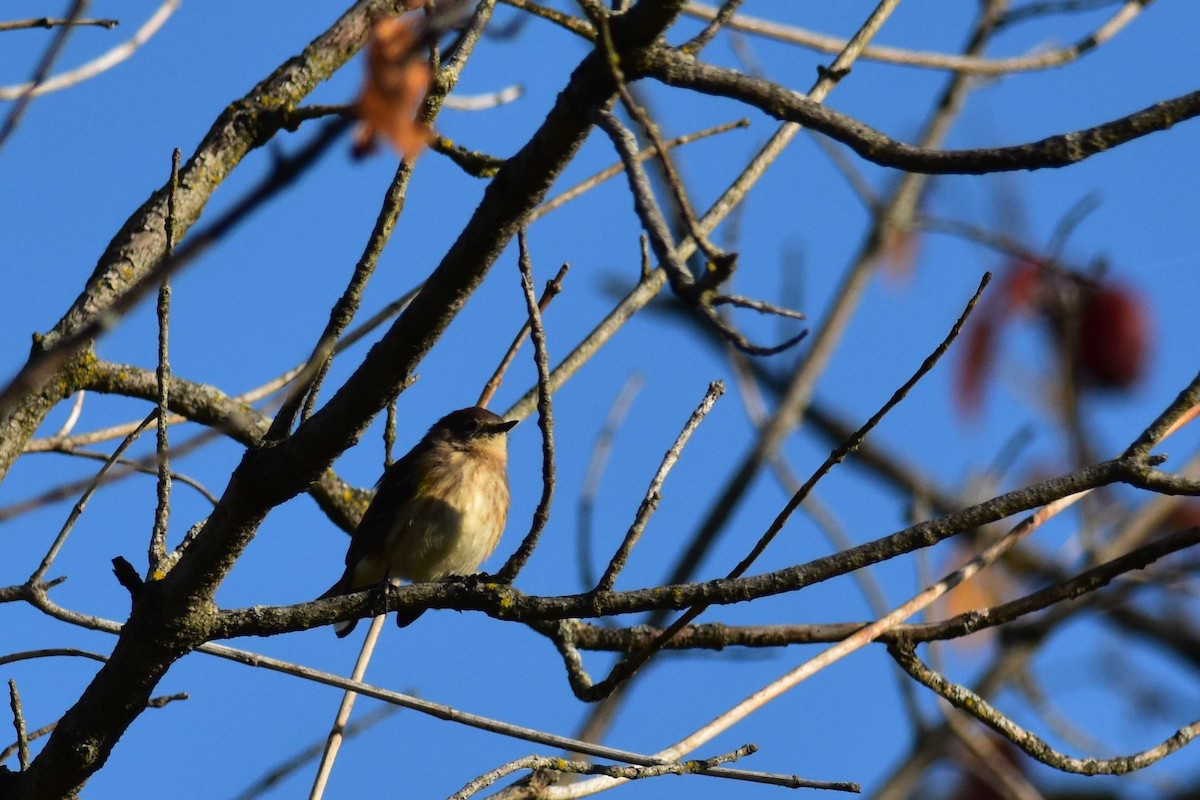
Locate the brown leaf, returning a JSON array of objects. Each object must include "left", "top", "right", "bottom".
[{"left": 353, "top": 15, "right": 434, "bottom": 160}]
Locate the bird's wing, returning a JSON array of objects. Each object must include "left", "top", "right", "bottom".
[{"left": 342, "top": 440, "right": 430, "bottom": 569}]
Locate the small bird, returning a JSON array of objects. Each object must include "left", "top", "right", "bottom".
[{"left": 321, "top": 406, "right": 517, "bottom": 637}]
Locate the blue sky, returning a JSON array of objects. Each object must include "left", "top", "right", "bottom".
[{"left": 3, "top": 2, "right": 1200, "bottom": 798}]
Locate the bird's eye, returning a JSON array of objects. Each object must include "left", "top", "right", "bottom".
[{"left": 463, "top": 419, "right": 483, "bottom": 436}]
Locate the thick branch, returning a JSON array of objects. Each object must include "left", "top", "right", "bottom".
[{"left": 216, "top": 458, "right": 1140, "bottom": 638}]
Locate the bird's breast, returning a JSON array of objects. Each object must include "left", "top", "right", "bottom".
[{"left": 385, "top": 448, "right": 510, "bottom": 581}]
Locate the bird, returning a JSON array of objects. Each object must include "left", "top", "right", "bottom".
[{"left": 320, "top": 406, "right": 517, "bottom": 637}]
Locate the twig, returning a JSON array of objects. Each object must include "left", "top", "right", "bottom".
[
  {"left": 583, "top": 273, "right": 989, "bottom": 701},
  {"left": 529, "top": 118, "right": 749, "bottom": 223},
  {"left": 732, "top": 273, "right": 990, "bottom": 577},
  {"left": 595, "top": 14, "right": 723, "bottom": 267},
  {"left": 595, "top": 381, "right": 724, "bottom": 592},
  {"left": 384, "top": 390, "right": 400, "bottom": 468},
  {"left": 498, "top": 0, "right": 596, "bottom": 39},
  {"left": 443, "top": 83, "right": 523, "bottom": 111},
  {"left": 726, "top": 346, "right": 929, "bottom": 728},
  {"left": 0, "top": 17, "right": 118, "bottom": 32},
  {"left": 309, "top": 610, "right": 389, "bottom": 800},
  {"left": 681, "top": 0, "right": 748, "bottom": 55},
  {"left": 49, "top": 391, "right": 86, "bottom": 440},
  {"left": 641, "top": 50, "right": 1200, "bottom": 176},
  {"left": 269, "top": 160, "right": 415, "bottom": 440},
  {"left": 0, "top": 723, "right": 53, "bottom": 767},
  {"left": 432, "top": 135, "right": 506, "bottom": 177},
  {"left": 495, "top": 231, "right": 556, "bottom": 583},
  {"left": 185, "top": 638, "right": 788, "bottom": 788},
  {"left": 680, "top": 0, "right": 1148, "bottom": 75},
  {"left": 0, "top": 116, "right": 352, "bottom": 418},
  {"left": 549, "top": 525, "right": 1200, "bottom": 652},
  {"left": 592, "top": 109, "right": 803, "bottom": 356},
  {"left": 1123, "top": 372, "right": 1200, "bottom": 461},
  {"left": 711, "top": 294, "right": 806, "bottom": 320},
  {"left": 0, "top": 1, "right": 179, "bottom": 100},
  {"left": 450, "top": 744, "right": 854, "bottom": 799},
  {"left": 477, "top": 262, "right": 569, "bottom": 409},
  {"left": 19, "top": 585, "right": 837, "bottom": 791},
  {"left": 0, "top": 648, "right": 108, "bottom": 667},
  {"left": 29, "top": 411, "right": 157, "bottom": 584},
  {"left": 505, "top": 0, "right": 904, "bottom": 427},
  {"left": 0, "top": 0, "right": 86, "bottom": 152},
  {"left": 7, "top": 680, "right": 29, "bottom": 771},
  {"left": 233, "top": 704, "right": 398, "bottom": 800},
  {"left": 641, "top": 0, "right": 999, "bottom": 680},
  {"left": 889, "top": 641, "right": 1200, "bottom": 775},
  {"left": 150, "top": 148, "right": 180, "bottom": 572},
  {"left": 0, "top": 448, "right": 219, "bottom": 520},
  {"left": 0, "top": 692, "right": 185, "bottom": 766},
  {"left": 644, "top": 483, "right": 1092, "bottom": 788},
  {"left": 578, "top": 374, "right": 644, "bottom": 589}
]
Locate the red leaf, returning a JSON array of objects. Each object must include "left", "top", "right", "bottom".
[
  {"left": 1077, "top": 283, "right": 1150, "bottom": 389},
  {"left": 955, "top": 312, "right": 998, "bottom": 416},
  {"left": 1001, "top": 258, "right": 1041, "bottom": 312}
]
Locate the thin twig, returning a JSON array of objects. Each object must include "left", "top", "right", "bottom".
[
  {"left": 641, "top": 0, "right": 998, "bottom": 682},
  {"left": 0, "top": 116, "right": 353, "bottom": 418},
  {"left": 270, "top": 160, "right": 415, "bottom": 440},
  {"left": 0, "top": 0, "right": 87, "bottom": 152},
  {"left": 529, "top": 119, "right": 749, "bottom": 223},
  {"left": 584, "top": 273, "right": 989, "bottom": 701},
  {"left": 680, "top": 0, "right": 1148, "bottom": 75},
  {"left": 450, "top": 744, "right": 853, "bottom": 799},
  {"left": 0, "top": 648, "right": 108, "bottom": 667},
  {"left": 442, "top": 83, "right": 523, "bottom": 111},
  {"left": 592, "top": 109, "right": 803, "bottom": 356},
  {"left": 4, "top": 448, "right": 219, "bottom": 516},
  {"left": 889, "top": 641, "right": 1200, "bottom": 775},
  {"left": 0, "top": 1, "right": 178, "bottom": 100},
  {"left": 7, "top": 680, "right": 29, "bottom": 771},
  {"left": 49, "top": 391, "right": 86, "bottom": 440},
  {"left": 0, "top": 692, "right": 185, "bottom": 766},
  {"left": 549, "top": 525, "right": 1200, "bottom": 652},
  {"left": 577, "top": 373, "right": 644, "bottom": 589},
  {"left": 732, "top": 273, "right": 990, "bottom": 577},
  {"left": 495, "top": 231, "right": 556, "bottom": 582},
  {"left": 477, "top": 263, "right": 569, "bottom": 409},
  {"left": 681, "top": 0, "right": 748, "bottom": 54},
  {"left": 648, "top": 484, "right": 1092, "bottom": 785},
  {"left": 309, "top": 609, "right": 389, "bottom": 800},
  {"left": 30, "top": 411, "right": 157, "bottom": 584},
  {"left": 595, "top": 381, "right": 724, "bottom": 592},
  {"left": 150, "top": 148, "right": 180, "bottom": 572},
  {"left": 595, "top": 14, "right": 723, "bottom": 267},
  {"left": 384, "top": 390, "right": 400, "bottom": 468},
  {"left": 0, "top": 17, "right": 118, "bottom": 32},
  {"left": 233, "top": 704, "right": 399, "bottom": 800},
  {"left": 498, "top": 0, "right": 596, "bottom": 39}
]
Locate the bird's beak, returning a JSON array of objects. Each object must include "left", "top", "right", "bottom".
[{"left": 495, "top": 419, "right": 519, "bottom": 434}]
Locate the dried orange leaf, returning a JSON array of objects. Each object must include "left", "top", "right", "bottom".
[{"left": 353, "top": 16, "right": 434, "bottom": 160}]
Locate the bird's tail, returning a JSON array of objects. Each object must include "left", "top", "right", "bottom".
[{"left": 318, "top": 575, "right": 359, "bottom": 638}]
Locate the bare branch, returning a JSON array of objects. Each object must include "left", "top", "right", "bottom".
[
  {"left": 889, "top": 641, "right": 1200, "bottom": 775},
  {"left": 681, "top": 0, "right": 1147, "bottom": 75},
  {"left": 0, "top": 1, "right": 178, "bottom": 100},
  {"left": 637, "top": 47, "right": 1200, "bottom": 175}
]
